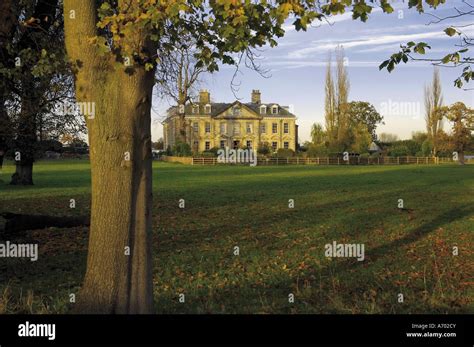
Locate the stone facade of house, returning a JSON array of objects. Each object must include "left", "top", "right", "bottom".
[{"left": 162, "top": 90, "right": 298, "bottom": 153}]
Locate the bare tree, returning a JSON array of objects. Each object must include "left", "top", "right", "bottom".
[{"left": 154, "top": 36, "right": 206, "bottom": 144}]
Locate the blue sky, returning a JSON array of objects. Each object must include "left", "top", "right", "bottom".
[{"left": 152, "top": 0, "right": 474, "bottom": 142}]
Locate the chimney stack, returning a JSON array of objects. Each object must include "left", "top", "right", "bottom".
[
  {"left": 251, "top": 90, "right": 261, "bottom": 104},
  {"left": 199, "top": 89, "right": 210, "bottom": 104}
]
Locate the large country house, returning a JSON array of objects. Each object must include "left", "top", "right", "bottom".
[{"left": 162, "top": 90, "right": 298, "bottom": 153}]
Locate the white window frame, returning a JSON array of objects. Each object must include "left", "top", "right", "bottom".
[
  {"left": 271, "top": 105, "right": 278, "bottom": 114},
  {"left": 192, "top": 105, "right": 199, "bottom": 114},
  {"left": 205, "top": 104, "right": 211, "bottom": 114},
  {"left": 246, "top": 122, "right": 252, "bottom": 134},
  {"left": 193, "top": 122, "right": 199, "bottom": 132},
  {"left": 260, "top": 105, "right": 267, "bottom": 114},
  {"left": 260, "top": 123, "right": 266, "bottom": 134}
]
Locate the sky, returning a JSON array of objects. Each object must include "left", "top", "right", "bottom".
[{"left": 151, "top": 0, "right": 474, "bottom": 143}]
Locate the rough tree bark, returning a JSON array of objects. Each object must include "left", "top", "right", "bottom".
[
  {"left": 10, "top": 160, "right": 34, "bottom": 185},
  {"left": 11, "top": 87, "right": 36, "bottom": 185},
  {"left": 64, "top": 0, "right": 154, "bottom": 313}
]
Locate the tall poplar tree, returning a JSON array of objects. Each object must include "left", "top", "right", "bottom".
[
  {"left": 424, "top": 68, "right": 443, "bottom": 155},
  {"left": 324, "top": 53, "right": 336, "bottom": 143},
  {"left": 335, "top": 46, "right": 351, "bottom": 150}
]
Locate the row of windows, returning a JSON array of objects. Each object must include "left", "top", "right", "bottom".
[
  {"left": 188, "top": 105, "right": 280, "bottom": 115},
  {"left": 193, "top": 122, "right": 290, "bottom": 135},
  {"left": 201, "top": 141, "right": 290, "bottom": 150}
]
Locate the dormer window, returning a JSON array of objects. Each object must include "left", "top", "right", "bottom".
[
  {"left": 178, "top": 104, "right": 185, "bottom": 114},
  {"left": 260, "top": 105, "right": 267, "bottom": 114},
  {"left": 271, "top": 105, "right": 278, "bottom": 114},
  {"left": 192, "top": 105, "right": 199, "bottom": 114},
  {"left": 205, "top": 104, "right": 211, "bottom": 114}
]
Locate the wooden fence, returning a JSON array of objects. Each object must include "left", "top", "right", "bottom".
[
  {"left": 161, "top": 155, "right": 474, "bottom": 166},
  {"left": 161, "top": 155, "right": 193, "bottom": 165},
  {"left": 186, "top": 156, "right": 461, "bottom": 166},
  {"left": 256, "top": 156, "right": 441, "bottom": 166}
]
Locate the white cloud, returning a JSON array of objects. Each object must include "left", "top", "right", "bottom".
[
  {"left": 288, "top": 30, "right": 447, "bottom": 59},
  {"left": 266, "top": 60, "right": 384, "bottom": 69}
]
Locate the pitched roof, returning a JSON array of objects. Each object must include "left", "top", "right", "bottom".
[
  {"left": 244, "top": 103, "right": 295, "bottom": 117},
  {"left": 166, "top": 101, "right": 296, "bottom": 119}
]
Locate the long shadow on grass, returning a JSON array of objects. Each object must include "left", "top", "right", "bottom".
[
  {"left": 153, "top": 164, "right": 473, "bottom": 211},
  {"left": 153, "top": 169, "right": 466, "bottom": 254},
  {"left": 154, "top": 204, "right": 473, "bottom": 313}
]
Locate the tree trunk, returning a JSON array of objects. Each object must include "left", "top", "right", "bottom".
[
  {"left": 0, "top": 97, "right": 9, "bottom": 172},
  {"left": 458, "top": 150, "right": 465, "bottom": 165},
  {"left": 179, "top": 114, "right": 187, "bottom": 143},
  {"left": 10, "top": 85, "right": 37, "bottom": 186},
  {"left": 64, "top": 0, "right": 155, "bottom": 314},
  {"left": 78, "top": 73, "right": 154, "bottom": 314},
  {"left": 10, "top": 160, "right": 34, "bottom": 185}
]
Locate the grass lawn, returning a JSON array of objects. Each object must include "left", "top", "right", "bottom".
[{"left": 0, "top": 160, "right": 473, "bottom": 314}]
